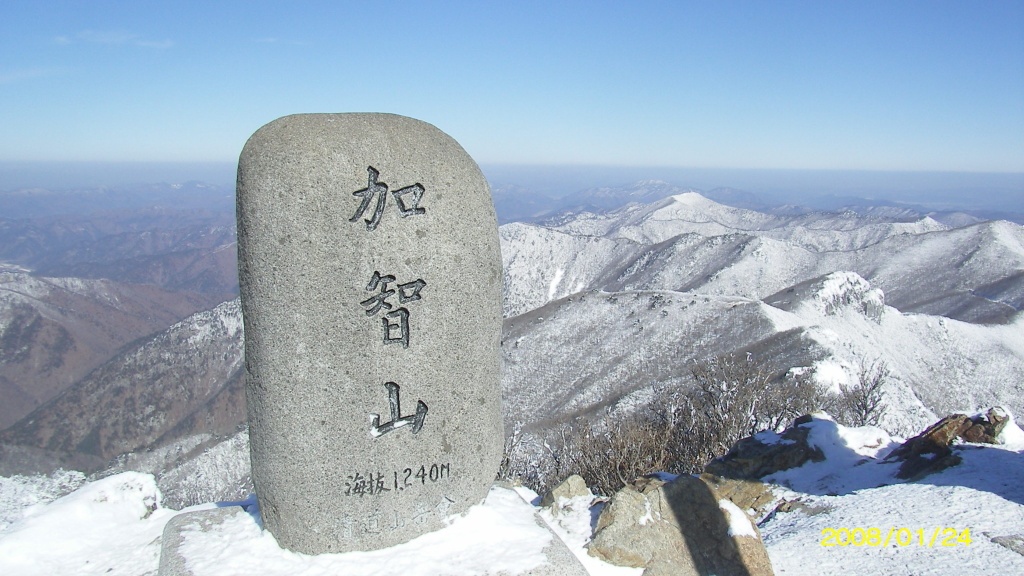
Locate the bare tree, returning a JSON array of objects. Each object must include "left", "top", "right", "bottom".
[
  {"left": 688, "top": 353, "right": 824, "bottom": 454},
  {"left": 835, "top": 359, "right": 888, "bottom": 427},
  {"left": 501, "top": 357, "right": 893, "bottom": 495}
]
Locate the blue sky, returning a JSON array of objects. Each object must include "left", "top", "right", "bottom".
[{"left": 2, "top": 1, "right": 1023, "bottom": 172}]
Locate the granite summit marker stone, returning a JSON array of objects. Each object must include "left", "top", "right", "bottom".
[{"left": 236, "top": 113, "right": 504, "bottom": 554}]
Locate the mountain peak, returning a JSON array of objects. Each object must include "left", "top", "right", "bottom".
[
  {"left": 764, "top": 272, "right": 885, "bottom": 321},
  {"left": 668, "top": 190, "right": 714, "bottom": 205}
]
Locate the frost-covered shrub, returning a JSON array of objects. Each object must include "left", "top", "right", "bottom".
[
  {"left": 502, "top": 353, "right": 834, "bottom": 496},
  {"left": 832, "top": 360, "right": 888, "bottom": 427},
  {"left": 686, "top": 353, "right": 825, "bottom": 457}
]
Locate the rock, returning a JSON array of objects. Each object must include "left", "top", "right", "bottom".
[
  {"left": 699, "top": 473, "right": 778, "bottom": 520},
  {"left": 588, "top": 484, "right": 654, "bottom": 569},
  {"left": 884, "top": 411, "right": 1010, "bottom": 480},
  {"left": 987, "top": 407, "right": 1011, "bottom": 437},
  {"left": 772, "top": 499, "right": 831, "bottom": 516},
  {"left": 990, "top": 534, "right": 1024, "bottom": 557},
  {"left": 588, "top": 475, "right": 775, "bottom": 576},
  {"left": 159, "top": 507, "right": 244, "bottom": 576},
  {"left": 236, "top": 113, "right": 504, "bottom": 554},
  {"left": 539, "top": 474, "right": 593, "bottom": 513},
  {"left": 883, "top": 415, "right": 969, "bottom": 480},
  {"left": 961, "top": 407, "right": 1010, "bottom": 443},
  {"left": 704, "top": 415, "right": 825, "bottom": 480}
]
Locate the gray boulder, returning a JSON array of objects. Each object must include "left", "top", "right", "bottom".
[
  {"left": 588, "top": 475, "right": 774, "bottom": 576},
  {"left": 539, "top": 474, "right": 594, "bottom": 515}
]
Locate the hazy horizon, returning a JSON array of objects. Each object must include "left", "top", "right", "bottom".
[{"left": 1, "top": 160, "right": 1022, "bottom": 215}]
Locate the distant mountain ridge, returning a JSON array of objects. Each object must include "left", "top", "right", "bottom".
[
  {"left": 500, "top": 192, "right": 1024, "bottom": 441},
  {"left": 0, "top": 202, "right": 238, "bottom": 296},
  {"left": 0, "top": 300, "right": 244, "bottom": 463},
  {"left": 492, "top": 178, "right": 1024, "bottom": 225},
  {"left": 0, "top": 184, "right": 239, "bottom": 433},
  {"left": 503, "top": 192, "right": 1024, "bottom": 323},
  {"left": 0, "top": 182, "right": 234, "bottom": 219}
]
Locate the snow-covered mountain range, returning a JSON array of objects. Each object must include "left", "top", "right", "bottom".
[
  {"left": 504, "top": 191, "right": 1023, "bottom": 322},
  {"left": 2, "top": 185, "right": 1023, "bottom": 509},
  {"left": 501, "top": 191, "right": 1024, "bottom": 438},
  {"left": 2, "top": 183, "right": 1024, "bottom": 575}
]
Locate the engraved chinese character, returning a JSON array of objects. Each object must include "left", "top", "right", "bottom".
[
  {"left": 370, "top": 381, "right": 428, "bottom": 437},
  {"left": 345, "top": 472, "right": 367, "bottom": 496},
  {"left": 368, "top": 472, "right": 391, "bottom": 495},
  {"left": 344, "top": 471, "right": 392, "bottom": 496},
  {"left": 360, "top": 271, "right": 426, "bottom": 348},
  {"left": 349, "top": 166, "right": 426, "bottom": 231},
  {"left": 435, "top": 496, "right": 455, "bottom": 516}
]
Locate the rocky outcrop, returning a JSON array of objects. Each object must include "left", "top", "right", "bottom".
[
  {"left": 704, "top": 414, "right": 825, "bottom": 480},
  {"left": 961, "top": 407, "right": 1010, "bottom": 443},
  {"left": 588, "top": 474, "right": 774, "bottom": 576},
  {"left": 885, "top": 408, "right": 1010, "bottom": 480},
  {"left": 763, "top": 272, "right": 885, "bottom": 322},
  {"left": 699, "top": 473, "right": 778, "bottom": 520}
]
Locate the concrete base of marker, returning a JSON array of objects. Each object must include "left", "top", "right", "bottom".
[
  {"left": 158, "top": 507, "right": 242, "bottom": 576},
  {"left": 158, "top": 486, "right": 588, "bottom": 576}
]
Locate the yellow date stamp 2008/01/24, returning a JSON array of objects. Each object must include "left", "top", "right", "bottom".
[{"left": 821, "top": 528, "right": 972, "bottom": 547}]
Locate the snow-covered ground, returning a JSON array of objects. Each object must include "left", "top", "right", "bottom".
[
  {"left": 760, "top": 414, "right": 1024, "bottom": 575},
  {"left": 1, "top": 414, "right": 1022, "bottom": 575}
]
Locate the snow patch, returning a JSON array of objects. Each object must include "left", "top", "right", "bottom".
[
  {"left": 0, "top": 472, "right": 177, "bottom": 576},
  {"left": 0, "top": 469, "right": 86, "bottom": 532},
  {"left": 718, "top": 499, "right": 756, "bottom": 538},
  {"left": 548, "top": 268, "right": 564, "bottom": 299},
  {"left": 637, "top": 499, "right": 654, "bottom": 525},
  {"left": 993, "top": 409, "right": 1024, "bottom": 450},
  {"left": 177, "top": 486, "right": 552, "bottom": 576}
]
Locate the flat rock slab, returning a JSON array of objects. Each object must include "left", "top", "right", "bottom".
[
  {"left": 236, "top": 113, "right": 504, "bottom": 554},
  {"left": 158, "top": 486, "right": 588, "bottom": 576}
]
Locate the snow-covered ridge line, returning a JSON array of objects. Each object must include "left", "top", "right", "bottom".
[
  {"left": 500, "top": 192, "right": 1024, "bottom": 440},
  {"left": 501, "top": 192, "right": 1024, "bottom": 323},
  {"left": 546, "top": 191, "right": 950, "bottom": 251}
]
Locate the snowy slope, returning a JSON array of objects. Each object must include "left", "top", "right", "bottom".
[
  {"left": 502, "top": 271, "right": 1024, "bottom": 440},
  {"left": 500, "top": 223, "right": 640, "bottom": 317},
  {"left": 761, "top": 272, "right": 1024, "bottom": 434},
  {"left": 0, "top": 472, "right": 593, "bottom": 576},
  {"left": 759, "top": 414, "right": 1024, "bottom": 576},
  {"left": 502, "top": 289, "right": 809, "bottom": 429},
  {"left": 0, "top": 270, "right": 219, "bottom": 430},
  {"left": 0, "top": 299, "right": 244, "bottom": 462},
  {"left": 0, "top": 472, "right": 177, "bottom": 575}
]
